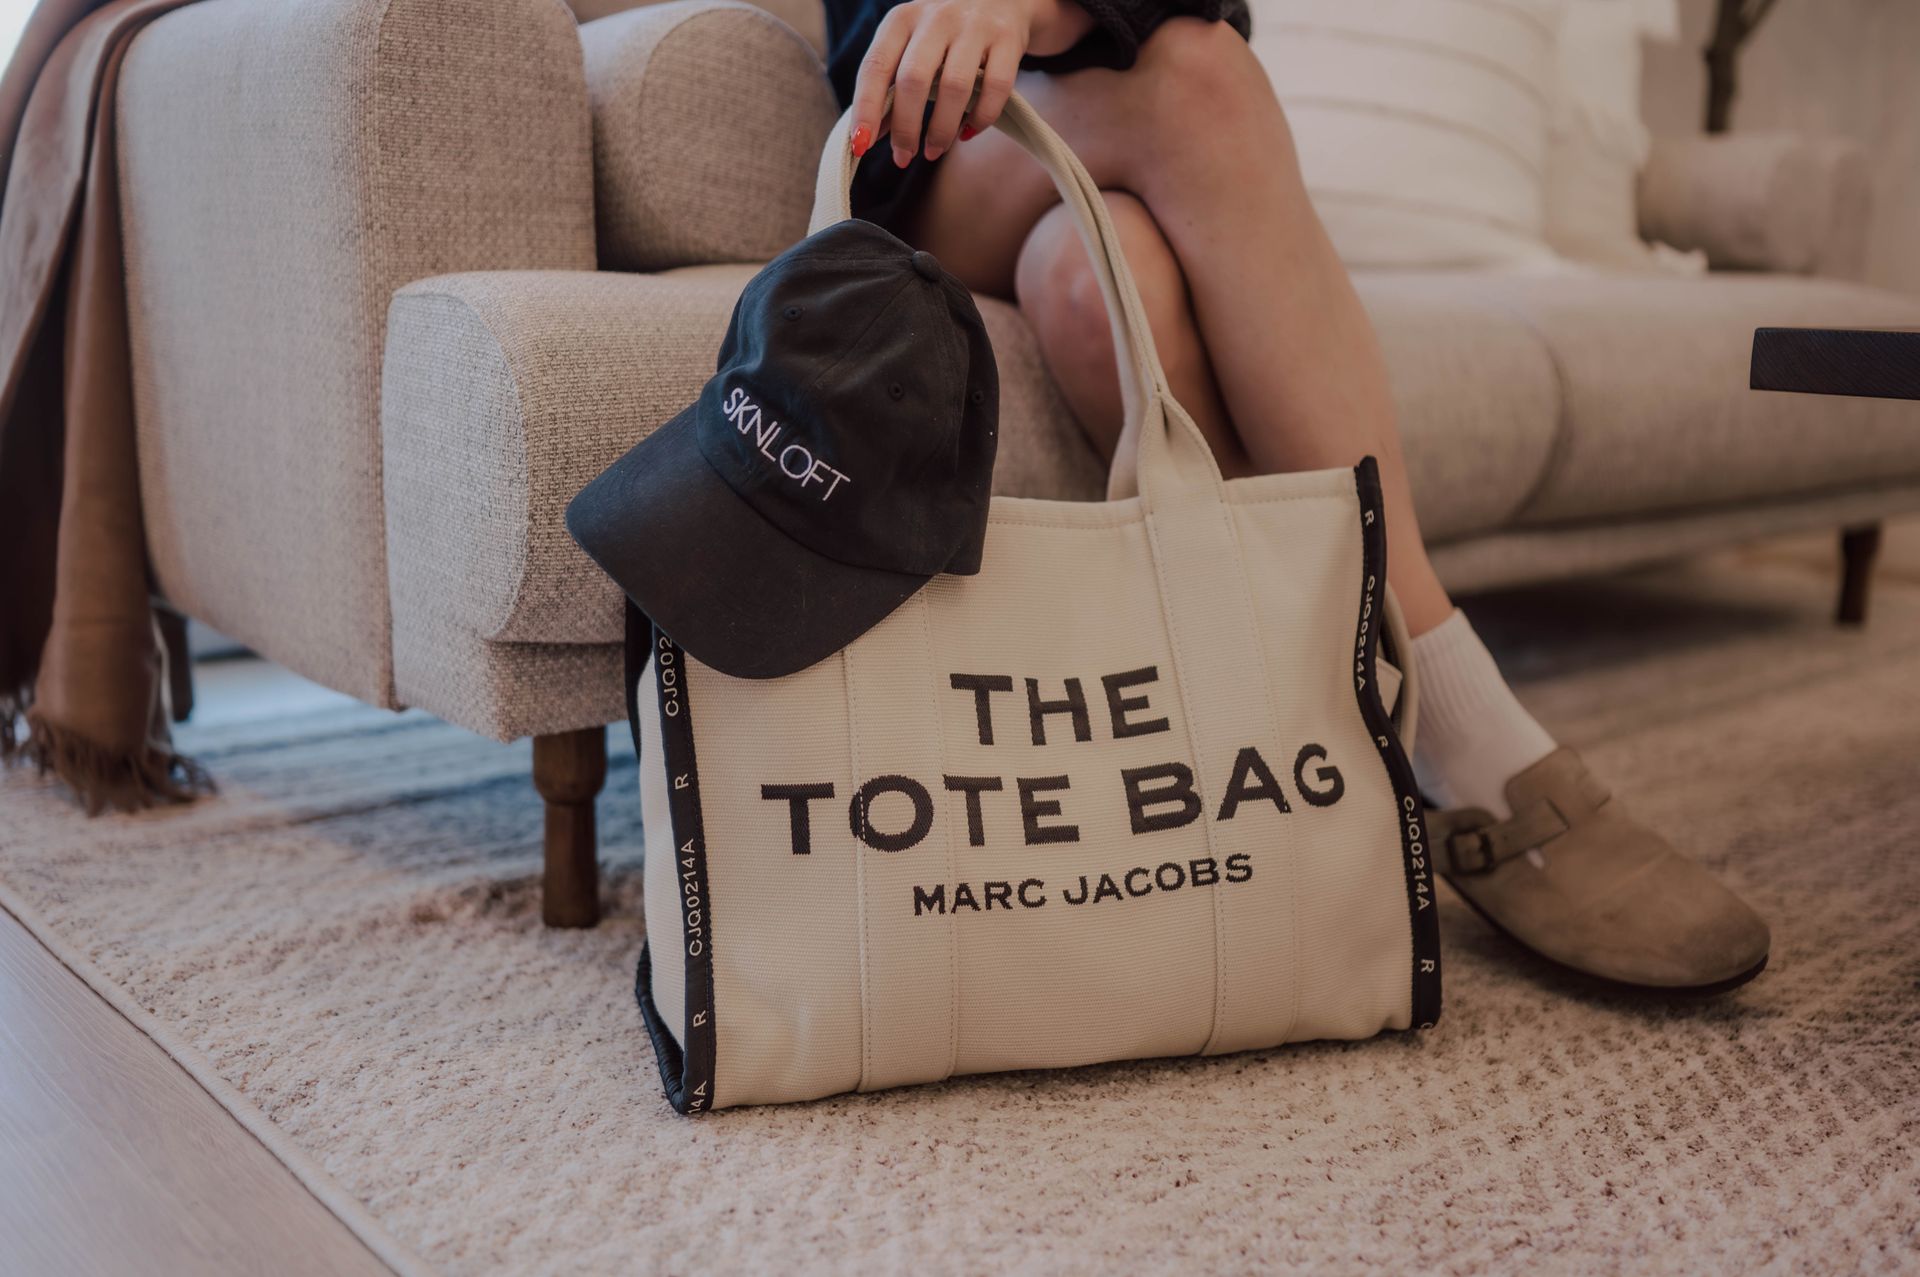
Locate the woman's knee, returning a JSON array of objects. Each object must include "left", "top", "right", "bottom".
[
  {"left": 1014, "top": 192, "right": 1194, "bottom": 385},
  {"left": 1132, "top": 17, "right": 1273, "bottom": 134}
]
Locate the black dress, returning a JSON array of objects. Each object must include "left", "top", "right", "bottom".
[{"left": 824, "top": 0, "right": 1252, "bottom": 232}]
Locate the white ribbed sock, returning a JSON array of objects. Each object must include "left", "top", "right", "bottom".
[{"left": 1410, "top": 609, "right": 1557, "bottom": 820}]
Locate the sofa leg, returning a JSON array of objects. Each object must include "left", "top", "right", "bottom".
[
  {"left": 533, "top": 726, "right": 606, "bottom": 928},
  {"left": 154, "top": 604, "right": 194, "bottom": 723},
  {"left": 1837, "top": 523, "right": 1883, "bottom": 626}
]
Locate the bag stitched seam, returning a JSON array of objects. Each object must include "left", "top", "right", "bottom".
[
  {"left": 920, "top": 597, "right": 960, "bottom": 1080},
  {"left": 843, "top": 648, "right": 873, "bottom": 1093},
  {"left": 1140, "top": 500, "right": 1229, "bottom": 1057},
  {"left": 1222, "top": 502, "right": 1306, "bottom": 1048}
]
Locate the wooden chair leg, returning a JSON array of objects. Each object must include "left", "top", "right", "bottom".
[
  {"left": 533, "top": 726, "right": 607, "bottom": 928},
  {"left": 153, "top": 604, "right": 194, "bottom": 723},
  {"left": 1837, "top": 523, "right": 1883, "bottom": 626}
]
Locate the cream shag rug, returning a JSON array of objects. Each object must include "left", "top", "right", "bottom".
[{"left": 4, "top": 547, "right": 1919, "bottom": 1275}]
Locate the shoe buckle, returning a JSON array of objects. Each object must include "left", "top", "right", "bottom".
[{"left": 1445, "top": 825, "right": 1499, "bottom": 876}]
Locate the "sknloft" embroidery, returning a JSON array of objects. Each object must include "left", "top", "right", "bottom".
[{"left": 723, "top": 384, "right": 852, "bottom": 501}]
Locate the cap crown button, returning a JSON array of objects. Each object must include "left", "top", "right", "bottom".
[{"left": 911, "top": 250, "right": 941, "bottom": 281}]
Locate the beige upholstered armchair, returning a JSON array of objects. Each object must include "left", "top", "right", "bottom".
[
  {"left": 117, "top": 0, "right": 1920, "bottom": 927},
  {"left": 117, "top": 0, "right": 1107, "bottom": 930}
]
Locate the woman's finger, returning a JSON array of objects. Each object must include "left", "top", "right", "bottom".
[
  {"left": 965, "top": 39, "right": 1022, "bottom": 137},
  {"left": 923, "top": 37, "right": 987, "bottom": 161},
  {"left": 889, "top": 19, "right": 951, "bottom": 167},
  {"left": 850, "top": 7, "right": 914, "bottom": 157}
]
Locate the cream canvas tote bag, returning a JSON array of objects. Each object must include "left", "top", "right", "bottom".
[{"left": 631, "top": 90, "right": 1440, "bottom": 1114}]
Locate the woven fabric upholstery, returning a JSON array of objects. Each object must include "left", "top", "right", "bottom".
[
  {"left": 1432, "top": 484, "right": 1920, "bottom": 596},
  {"left": 385, "top": 258, "right": 1577, "bottom": 660},
  {"left": 382, "top": 263, "right": 1566, "bottom": 652},
  {"left": 381, "top": 261, "right": 1573, "bottom": 660},
  {"left": 1356, "top": 277, "right": 1559, "bottom": 542},
  {"left": 116, "top": 0, "right": 595, "bottom": 708},
  {"left": 384, "top": 268, "right": 747, "bottom": 650},
  {"left": 1372, "top": 271, "right": 1920, "bottom": 528},
  {"left": 396, "top": 627, "right": 626, "bottom": 744},
  {"left": 583, "top": 0, "right": 837, "bottom": 271},
  {"left": 379, "top": 261, "right": 1919, "bottom": 740},
  {"left": 381, "top": 266, "right": 1107, "bottom": 663},
  {"left": 383, "top": 261, "right": 1916, "bottom": 739},
  {"left": 1638, "top": 133, "right": 1873, "bottom": 279}
]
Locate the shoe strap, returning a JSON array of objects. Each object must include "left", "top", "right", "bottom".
[{"left": 1440, "top": 762, "right": 1612, "bottom": 876}]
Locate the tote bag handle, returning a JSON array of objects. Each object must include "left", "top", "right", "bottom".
[
  {"left": 809, "top": 86, "right": 1419, "bottom": 748},
  {"left": 809, "top": 84, "right": 1220, "bottom": 511}
]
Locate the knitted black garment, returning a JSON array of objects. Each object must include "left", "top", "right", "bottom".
[{"left": 821, "top": 0, "right": 1252, "bottom": 231}]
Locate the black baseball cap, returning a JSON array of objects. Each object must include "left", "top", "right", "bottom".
[{"left": 565, "top": 218, "right": 999, "bottom": 680}]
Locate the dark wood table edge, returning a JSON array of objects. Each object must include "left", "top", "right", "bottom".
[{"left": 1750, "top": 326, "right": 1920, "bottom": 402}]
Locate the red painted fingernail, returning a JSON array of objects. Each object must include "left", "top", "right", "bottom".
[
  {"left": 851, "top": 124, "right": 872, "bottom": 157},
  {"left": 959, "top": 124, "right": 978, "bottom": 141}
]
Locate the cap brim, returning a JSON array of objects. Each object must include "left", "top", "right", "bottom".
[{"left": 566, "top": 409, "right": 929, "bottom": 680}]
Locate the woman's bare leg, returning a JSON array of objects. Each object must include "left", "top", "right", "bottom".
[
  {"left": 899, "top": 17, "right": 1453, "bottom": 634},
  {"left": 1010, "top": 192, "right": 1253, "bottom": 480}
]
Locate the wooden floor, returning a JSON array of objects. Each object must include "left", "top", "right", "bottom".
[
  {"left": 0, "top": 913, "right": 397, "bottom": 1277},
  {"left": 0, "top": 659, "right": 393, "bottom": 1277}
]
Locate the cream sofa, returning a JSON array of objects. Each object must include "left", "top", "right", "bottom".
[{"left": 115, "top": 0, "right": 1920, "bottom": 926}]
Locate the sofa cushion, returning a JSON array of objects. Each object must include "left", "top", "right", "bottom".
[
  {"left": 1375, "top": 271, "right": 1920, "bottom": 527},
  {"left": 1357, "top": 276, "right": 1563, "bottom": 542},
  {"left": 1638, "top": 134, "right": 1873, "bottom": 279},
  {"left": 1251, "top": 0, "right": 1564, "bottom": 269},
  {"left": 1543, "top": 0, "right": 1684, "bottom": 271}
]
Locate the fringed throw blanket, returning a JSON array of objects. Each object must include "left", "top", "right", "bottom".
[{"left": 0, "top": 0, "right": 208, "bottom": 811}]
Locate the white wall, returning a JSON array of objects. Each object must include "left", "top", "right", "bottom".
[
  {"left": 1, "top": 0, "right": 37, "bottom": 67},
  {"left": 1642, "top": 0, "right": 1920, "bottom": 296}
]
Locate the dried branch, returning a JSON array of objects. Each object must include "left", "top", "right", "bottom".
[{"left": 1705, "top": 0, "right": 1785, "bottom": 133}]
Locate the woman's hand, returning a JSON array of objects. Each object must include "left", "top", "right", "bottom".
[{"left": 850, "top": 0, "right": 1095, "bottom": 167}]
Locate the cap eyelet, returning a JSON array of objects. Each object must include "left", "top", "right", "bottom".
[
  {"left": 888, "top": 382, "right": 905, "bottom": 400},
  {"left": 969, "top": 388, "right": 985, "bottom": 405},
  {"left": 782, "top": 304, "right": 804, "bottom": 321}
]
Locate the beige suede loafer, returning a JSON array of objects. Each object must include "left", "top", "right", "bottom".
[{"left": 1428, "top": 748, "right": 1771, "bottom": 993}]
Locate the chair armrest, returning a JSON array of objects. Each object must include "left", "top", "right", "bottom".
[
  {"left": 118, "top": 0, "right": 594, "bottom": 706},
  {"left": 581, "top": 0, "right": 838, "bottom": 271},
  {"left": 1637, "top": 132, "right": 1872, "bottom": 278},
  {"left": 382, "top": 266, "right": 758, "bottom": 649}
]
